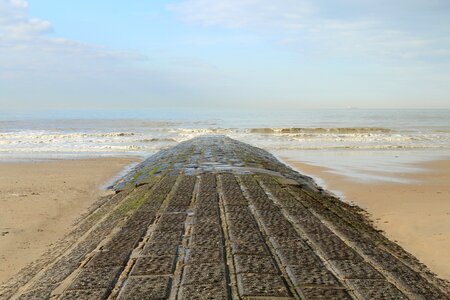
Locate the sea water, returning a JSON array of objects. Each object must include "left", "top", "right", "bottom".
[{"left": 1, "top": 109, "right": 449, "bottom": 182}]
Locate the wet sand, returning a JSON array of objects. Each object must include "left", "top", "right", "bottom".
[
  {"left": 0, "top": 157, "right": 140, "bottom": 284},
  {"left": 283, "top": 157, "right": 450, "bottom": 281}
]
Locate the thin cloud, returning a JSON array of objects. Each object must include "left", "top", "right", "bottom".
[
  {"left": 168, "top": 0, "right": 450, "bottom": 61},
  {"left": 0, "top": 0, "right": 193, "bottom": 106},
  {"left": 168, "top": 0, "right": 315, "bottom": 29},
  {"left": 0, "top": 0, "right": 145, "bottom": 78}
]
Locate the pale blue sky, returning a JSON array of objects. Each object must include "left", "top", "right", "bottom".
[{"left": 1, "top": 0, "right": 450, "bottom": 110}]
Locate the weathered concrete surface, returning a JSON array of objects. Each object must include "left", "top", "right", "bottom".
[{"left": 1, "top": 136, "right": 449, "bottom": 300}]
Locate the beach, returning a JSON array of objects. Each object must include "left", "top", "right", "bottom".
[
  {"left": 284, "top": 157, "right": 450, "bottom": 281},
  {"left": 1, "top": 152, "right": 449, "bottom": 286},
  {"left": 0, "top": 110, "right": 449, "bottom": 296},
  {"left": 2, "top": 0, "right": 449, "bottom": 296},
  {"left": 0, "top": 157, "right": 139, "bottom": 284},
  {"left": 2, "top": 136, "right": 448, "bottom": 299}
]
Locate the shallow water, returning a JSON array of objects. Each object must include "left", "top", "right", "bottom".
[
  {"left": 276, "top": 148, "right": 449, "bottom": 184},
  {"left": 1, "top": 109, "right": 449, "bottom": 182}
]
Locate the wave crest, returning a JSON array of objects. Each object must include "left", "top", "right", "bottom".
[{"left": 250, "top": 127, "right": 393, "bottom": 134}]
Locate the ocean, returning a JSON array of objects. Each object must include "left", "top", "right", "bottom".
[{"left": 1, "top": 109, "right": 449, "bottom": 182}]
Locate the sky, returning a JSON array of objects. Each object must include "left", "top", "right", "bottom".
[{"left": 1, "top": 0, "right": 450, "bottom": 110}]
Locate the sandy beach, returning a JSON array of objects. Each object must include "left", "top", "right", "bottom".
[
  {"left": 0, "top": 157, "right": 140, "bottom": 284},
  {"left": 1, "top": 137, "right": 448, "bottom": 299},
  {"left": 283, "top": 157, "right": 450, "bottom": 281}
]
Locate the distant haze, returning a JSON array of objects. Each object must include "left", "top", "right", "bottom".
[{"left": 1, "top": 0, "right": 450, "bottom": 109}]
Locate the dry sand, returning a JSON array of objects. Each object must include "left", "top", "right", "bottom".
[
  {"left": 284, "top": 157, "right": 450, "bottom": 281},
  {"left": 0, "top": 157, "right": 140, "bottom": 284}
]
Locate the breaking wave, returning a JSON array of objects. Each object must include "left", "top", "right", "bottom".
[
  {"left": 139, "top": 138, "right": 177, "bottom": 143},
  {"left": 250, "top": 127, "right": 393, "bottom": 134},
  {"left": 0, "top": 123, "right": 449, "bottom": 158}
]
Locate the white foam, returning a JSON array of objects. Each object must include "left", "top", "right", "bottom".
[{"left": 0, "top": 127, "right": 449, "bottom": 156}]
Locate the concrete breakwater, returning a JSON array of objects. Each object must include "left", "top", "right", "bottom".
[{"left": 1, "top": 136, "right": 449, "bottom": 299}]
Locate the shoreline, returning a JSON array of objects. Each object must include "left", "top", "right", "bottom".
[
  {"left": 0, "top": 156, "right": 140, "bottom": 284},
  {"left": 283, "top": 157, "right": 450, "bottom": 281}
]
